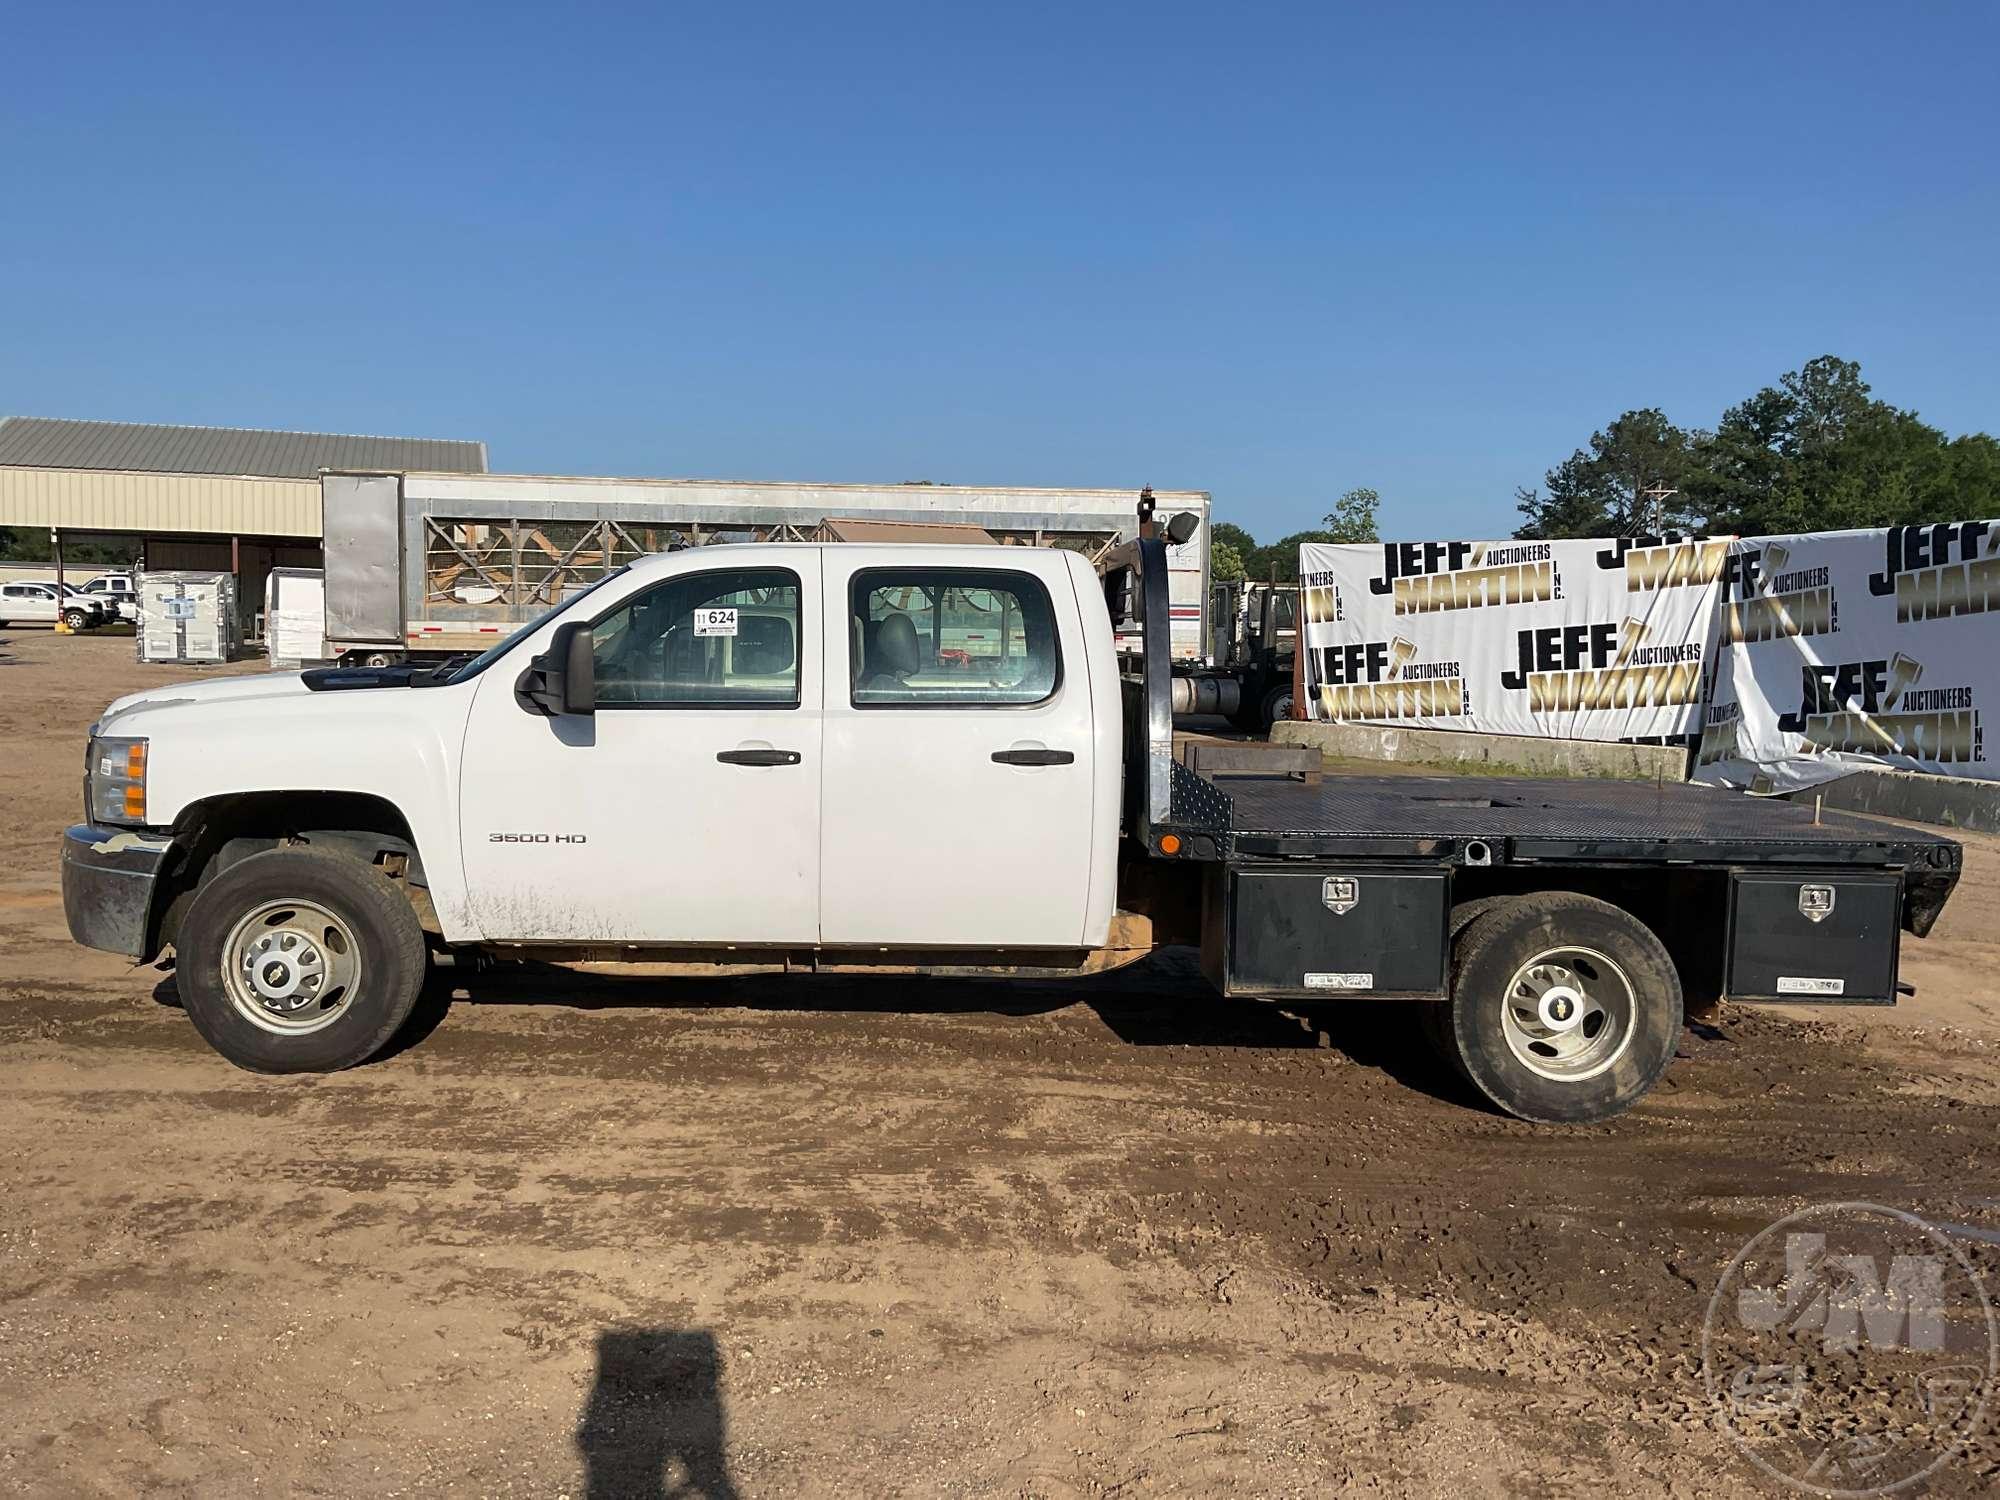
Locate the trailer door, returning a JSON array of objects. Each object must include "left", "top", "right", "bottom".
[{"left": 818, "top": 552, "right": 1096, "bottom": 949}]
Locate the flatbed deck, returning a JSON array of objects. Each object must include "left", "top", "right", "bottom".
[{"left": 1170, "top": 767, "right": 1961, "bottom": 889}]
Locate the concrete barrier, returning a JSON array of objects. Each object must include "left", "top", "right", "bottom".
[
  {"left": 1270, "top": 719, "right": 1688, "bottom": 782},
  {"left": 1781, "top": 767, "right": 2000, "bottom": 834}
]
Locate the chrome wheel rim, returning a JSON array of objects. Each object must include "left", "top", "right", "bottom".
[
  {"left": 221, "top": 899, "right": 361, "bottom": 1035},
  {"left": 1499, "top": 945, "right": 1635, "bottom": 1083}
]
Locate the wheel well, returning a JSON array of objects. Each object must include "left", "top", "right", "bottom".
[
  {"left": 154, "top": 792, "right": 437, "bottom": 953},
  {"left": 1449, "top": 868, "right": 1728, "bottom": 1021}
]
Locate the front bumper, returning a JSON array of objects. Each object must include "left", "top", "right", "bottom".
[{"left": 61, "top": 823, "right": 175, "bottom": 960}]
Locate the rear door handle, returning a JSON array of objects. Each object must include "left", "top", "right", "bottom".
[
  {"left": 992, "top": 748, "right": 1075, "bottom": 766},
  {"left": 717, "top": 748, "right": 802, "bottom": 766}
]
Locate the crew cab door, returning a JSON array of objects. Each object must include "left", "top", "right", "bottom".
[
  {"left": 457, "top": 555, "right": 822, "bottom": 944},
  {"left": 818, "top": 551, "right": 1097, "bottom": 948}
]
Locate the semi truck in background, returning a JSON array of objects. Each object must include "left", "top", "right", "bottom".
[
  {"left": 317, "top": 469, "right": 1293, "bottom": 723},
  {"left": 1209, "top": 578, "right": 1299, "bottom": 731}
]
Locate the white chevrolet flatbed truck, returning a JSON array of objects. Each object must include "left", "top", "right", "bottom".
[{"left": 61, "top": 495, "right": 1963, "bottom": 1123}]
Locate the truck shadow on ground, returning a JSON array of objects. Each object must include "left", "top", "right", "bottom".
[
  {"left": 379, "top": 950, "right": 1483, "bottom": 1111},
  {"left": 577, "top": 1327, "right": 740, "bottom": 1499}
]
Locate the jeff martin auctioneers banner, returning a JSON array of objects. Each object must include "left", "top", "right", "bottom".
[
  {"left": 1297, "top": 536, "right": 1727, "bottom": 746},
  {"left": 1299, "top": 523, "right": 1998, "bottom": 791},
  {"left": 1693, "top": 523, "right": 1996, "bottom": 793}
]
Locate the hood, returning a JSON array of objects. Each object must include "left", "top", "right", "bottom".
[{"left": 96, "top": 671, "right": 311, "bottom": 732}]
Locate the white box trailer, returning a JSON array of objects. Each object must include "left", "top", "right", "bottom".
[
  {"left": 321, "top": 470, "right": 1213, "bottom": 668},
  {"left": 136, "top": 571, "right": 239, "bottom": 664}
]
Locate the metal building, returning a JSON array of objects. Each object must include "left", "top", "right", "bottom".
[{"left": 0, "top": 416, "right": 487, "bottom": 634}]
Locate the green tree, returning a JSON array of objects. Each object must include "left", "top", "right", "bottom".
[
  {"left": 1532, "top": 356, "right": 2000, "bottom": 540},
  {"left": 1, "top": 532, "right": 138, "bottom": 565},
  {"left": 1689, "top": 356, "right": 1997, "bottom": 534},
  {"left": 1516, "top": 409, "right": 1696, "bottom": 539},
  {"left": 1211, "top": 538, "right": 1247, "bottom": 582},
  {"left": 1321, "top": 487, "right": 1381, "bottom": 543},
  {"left": 1245, "top": 529, "right": 1335, "bottom": 583},
  {"left": 1209, "top": 521, "right": 1257, "bottom": 555}
]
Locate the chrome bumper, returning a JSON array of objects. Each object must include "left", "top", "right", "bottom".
[{"left": 60, "top": 824, "right": 175, "bottom": 961}]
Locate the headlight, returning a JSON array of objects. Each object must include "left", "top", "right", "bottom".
[{"left": 90, "top": 736, "right": 148, "bottom": 824}]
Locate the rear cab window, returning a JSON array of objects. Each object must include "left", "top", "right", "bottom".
[{"left": 849, "top": 569, "right": 1060, "bottom": 707}]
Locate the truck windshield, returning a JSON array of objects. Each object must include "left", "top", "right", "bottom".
[{"left": 428, "top": 566, "right": 632, "bottom": 685}]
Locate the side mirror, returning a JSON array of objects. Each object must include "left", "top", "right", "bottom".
[{"left": 515, "top": 620, "right": 596, "bottom": 717}]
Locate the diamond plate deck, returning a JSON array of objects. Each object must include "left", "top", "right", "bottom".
[{"left": 1200, "top": 773, "right": 1960, "bottom": 868}]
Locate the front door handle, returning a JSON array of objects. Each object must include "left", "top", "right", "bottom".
[
  {"left": 992, "top": 748, "right": 1075, "bottom": 766},
  {"left": 717, "top": 748, "right": 802, "bottom": 766}
]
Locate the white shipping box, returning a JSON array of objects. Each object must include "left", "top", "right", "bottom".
[
  {"left": 138, "top": 571, "right": 239, "bottom": 664},
  {"left": 264, "top": 568, "right": 328, "bottom": 666}
]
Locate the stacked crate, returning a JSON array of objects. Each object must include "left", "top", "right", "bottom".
[{"left": 136, "top": 571, "right": 240, "bottom": 664}]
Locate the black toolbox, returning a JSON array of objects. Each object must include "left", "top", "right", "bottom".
[
  {"left": 1726, "top": 871, "right": 1903, "bottom": 1003},
  {"left": 1206, "top": 865, "right": 1449, "bottom": 999}
]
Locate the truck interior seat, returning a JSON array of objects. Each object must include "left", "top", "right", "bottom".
[{"left": 863, "top": 611, "right": 922, "bottom": 689}]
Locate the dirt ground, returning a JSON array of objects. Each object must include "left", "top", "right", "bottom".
[{"left": 2, "top": 629, "right": 1996, "bottom": 1498}]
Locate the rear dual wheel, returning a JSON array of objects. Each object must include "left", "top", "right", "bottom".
[
  {"left": 177, "top": 849, "right": 428, "bottom": 1073},
  {"left": 1425, "top": 892, "right": 1681, "bottom": 1124}
]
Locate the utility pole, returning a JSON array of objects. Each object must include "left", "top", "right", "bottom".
[
  {"left": 1639, "top": 484, "right": 1680, "bottom": 535},
  {"left": 52, "top": 528, "right": 67, "bottom": 634}
]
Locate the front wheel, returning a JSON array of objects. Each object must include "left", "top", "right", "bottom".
[
  {"left": 1258, "top": 682, "right": 1294, "bottom": 732},
  {"left": 1430, "top": 892, "right": 1682, "bottom": 1124},
  {"left": 63, "top": 608, "right": 91, "bottom": 631},
  {"left": 176, "top": 848, "right": 428, "bottom": 1073}
]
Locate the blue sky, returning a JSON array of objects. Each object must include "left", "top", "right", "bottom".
[{"left": 2, "top": 1, "right": 1995, "bottom": 540}]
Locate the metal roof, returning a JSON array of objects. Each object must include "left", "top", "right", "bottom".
[{"left": 0, "top": 417, "right": 487, "bottom": 479}]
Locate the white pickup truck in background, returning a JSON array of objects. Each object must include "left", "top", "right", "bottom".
[
  {"left": 80, "top": 572, "right": 139, "bottom": 622},
  {"left": 59, "top": 496, "right": 1963, "bottom": 1124},
  {"left": 0, "top": 580, "right": 110, "bottom": 630}
]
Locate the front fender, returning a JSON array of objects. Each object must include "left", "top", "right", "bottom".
[{"left": 124, "top": 691, "right": 477, "bottom": 942}]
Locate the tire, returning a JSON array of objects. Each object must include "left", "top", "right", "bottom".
[
  {"left": 63, "top": 608, "right": 90, "bottom": 631},
  {"left": 1258, "top": 683, "right": 1294, "bottom": 733},
  {"left": 175, "top": 848, "right": 428, "bottom": 1073},
  {"left": 1433, "top": 892, "right": 1681, "bottom": 1124},
  {"left": 1418, "top": 896, "right": 1517, "bottom": 1077}
]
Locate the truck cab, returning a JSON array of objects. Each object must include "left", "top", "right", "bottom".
[
  {"left": 1209, "top": 578, "right": 1298, "bottom": 730},
  {"left": 64, "top": 542, "right": 1123, "bottom": 985},
  {"left": 80, "top": 572, "right": 139, "bottom": 622}
]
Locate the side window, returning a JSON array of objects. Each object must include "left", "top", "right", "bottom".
[
  {"left": 850, "top": 569, "right": 1060, "bottom": 707},
  {"left": 590, "top": 567, "right": 800, "bottom": 707}
]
